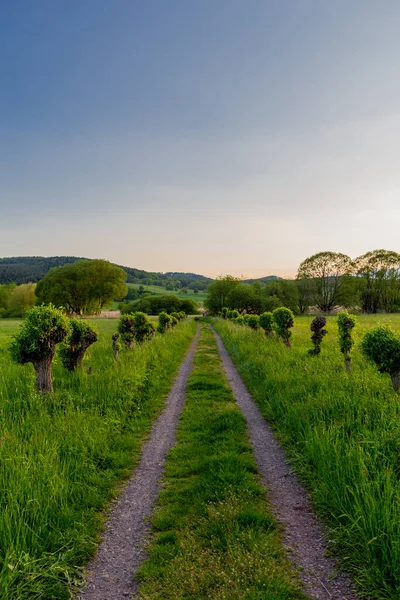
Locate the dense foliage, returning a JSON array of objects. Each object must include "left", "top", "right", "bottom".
[
  {"left": 118, "top": 312, "right": 156, "bottom": 347},
  {"left": 259, "top": 311, "right": 274, "bottom": 336},
  {"left": 308, "top": 316, "right": 327, "bottom": 356},
  {"left": 272, "top": 307, "right": 294, "bottom": 347},
  {"left": 10, "top": 305, "right": 70, "bottom": 393},
  {"left": 59, "top": 320, "right": 98, "bottom": 371},
  {"left": 361, "top": 326, "right": 400, "bottom": 391},
  {"left": 36, "top": 259, "right": 128, "bottom": 315},
  {"left": 122, "top": 294, "right": 198, "bottom": 315},
  {"left": 337, "top": 311, "right": 356, "bottom": 370},
  {"left": 0, "top": 283, "right": 37, "bottom": 317}
]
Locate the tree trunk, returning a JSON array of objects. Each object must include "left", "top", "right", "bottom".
[
  {"left": 284, "top": 339, "right": 291, "bottom": 348},
  {"left": 391, "top": 372, "right": 400, "bottom": 393},
  {"left": 345, "top": 356, "right": 352, "bottom": 373},
  {"left": 33, "top": 359, "right": 53, "bottom": 394},
  {"left": 113, "top": 346, "right": 119, "bottom": 359}
]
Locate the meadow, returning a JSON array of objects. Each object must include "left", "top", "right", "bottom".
[
  {"left": 0, "top": 317, "right": 196, "bottom": 599},
  {"left": 211, "top": 314, "right": 400, "bottom": 599},
  {"left": 127, "top": 283, "right": 207, "bottom": 305}
]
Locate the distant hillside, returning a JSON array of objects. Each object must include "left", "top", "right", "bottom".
[
  {"left": 0, "top": 256, "right": 212, "bottom": 286},
  {"left": 243, "top": 275, "right": 282, "bottom": 284}
]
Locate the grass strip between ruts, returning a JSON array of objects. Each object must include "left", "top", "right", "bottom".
[{"left": 137, "top": 324, "right": 307, "bottom": 600}]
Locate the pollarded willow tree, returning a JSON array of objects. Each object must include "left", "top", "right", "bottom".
[
  {"left": 361, "top": 326, "right": 400, "bottom": 392},
  {"left": 118, "top": 312, "right": 155, "bottom": 347},
  {"left": 297, "top": 251, "right": 353, "bottom": 313},
  {"left": 59, "top": 319, "right": 98, "bottom": 371},
  {"left": 337, "top": 311, "right": 356, "bottom": 371},
  {"left": 354, "top": 249, "right": 400, "bottom": 313},
  {"left": 157, "top": 311, "right": 172, "bottom": 333},
  {"left": 308, "top": 316, "right": 327, "bottom": 356},
  {"left": 259, "top": 312, "right": 274, "bottom": 336},
  {"left": 272, "top": 307, "right": 294, "bottom": 347},
  {"left": 10, "top": 304, "right": 70, "bottom": 393}
]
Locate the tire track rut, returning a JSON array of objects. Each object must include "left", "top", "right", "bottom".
[{"left": 78, "top": 325, "right": 200, "bottom": 600}]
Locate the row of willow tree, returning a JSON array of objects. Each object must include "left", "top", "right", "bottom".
[
  {"left": 205, "top": 249, "right": 400, "bottom": 315},
  {"left": 222, "top": 308, "right": 400, "bottom": 392},
  {"left": 10, "top": 305, "right": 186, "bottom": 394}
]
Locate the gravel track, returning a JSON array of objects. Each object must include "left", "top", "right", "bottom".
[
  {"left": 210, "top": 325, "right": 360, "bottom": 600},
  {"left": 77, "top": 325, "right": 200, "bottom": 600}
]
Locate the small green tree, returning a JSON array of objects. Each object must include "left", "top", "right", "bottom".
[
  {"left": 232, "top": 315, "right": 245, "bottom": 325},
  {"left": 10, "top": 305, "right": 70, "bottom": 393},
  {"left": 272, "top": 307, "right": 294, "bottom": 347},
  {"left": 158, "top": 311, "right": 172, "bottom": 333},
  {"left": 178, "top": 311, "right": 186, "bottom": 320},
  {"left": 361, "top": 327, "right": 400, "bottom": 392},
  {"left": 228, "top": 309, "right": 240, "bottom": 319},
  {"left": 170, "top": 315, "right": 178, "bottom": 327},
  {"left": 59, "top": 320, "right": 98, "bottom": 371},
  {"left": 221, "top": 307, "right": 229, "bottom": 319},
  {"left": 308, "top": 316, "right": 327, "bottom": 356},
  {"left": 246, "top": 315, "right": 259, "bottom": 330},
  {"left": 112, "top": 332, "right": 121, "bottom": 359},
  {"left": 118, "top": 312, "right": 155, "bottom": 347},
  {"left": 337, "top": 312, "right": 356, "bottom": 371},
  {"left": 259, "top": 312, "right": 274, "bottom": 336}
]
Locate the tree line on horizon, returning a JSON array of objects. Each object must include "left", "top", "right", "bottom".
[{"left": 205, "top": 249, "right": 400, "bottom": 315}]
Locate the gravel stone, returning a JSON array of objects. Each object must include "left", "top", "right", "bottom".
[
  {"left": 77, "top": 326, "right": 200, "bottom": 600},
  {"left": 211, "top": 325, "right": 360, "bottom": 600}
]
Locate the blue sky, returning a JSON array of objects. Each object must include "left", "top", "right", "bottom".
[{"left": 1, "top": 1, "right": 400, "bottom": 277}]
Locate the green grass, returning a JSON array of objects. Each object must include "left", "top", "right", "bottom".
[
  {"left": 0, "top": 318, "right": 197, "bottom": 599},
  {"left": 128, "top": 283, "right": 207, "bottom": 305},
  {"left": 211, "top": 314, "right": 400, "bottom": 599},
  {"left": 137, "top": 324, "right": 307, "bottom": 600}
]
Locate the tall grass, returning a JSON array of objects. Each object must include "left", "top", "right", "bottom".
[
  {"left": 138, "top": 324, "right": 306, "bottom": 599},
  {"left": 211, "top": 314, "right": 400, "bottom": 599},
  {"left": 0, "top": 318, "right": 196, "bottom": 599}
]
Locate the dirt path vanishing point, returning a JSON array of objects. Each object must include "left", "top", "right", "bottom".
[
  {"left": 210, "top": 325, "right": 360, "bottom": 600},
  {"left": 77, "top": 325, "right": 200, "bottom": 600}
]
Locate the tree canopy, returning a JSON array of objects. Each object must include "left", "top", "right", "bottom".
[
  {"left": 297, "top": 251, "right": 353, "bottom": 312},
  {"left": 36, "top": 259, "right": 128, "bottom": 315}
]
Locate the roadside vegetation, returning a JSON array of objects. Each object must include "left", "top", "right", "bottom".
[
  {"left": 138, "top": 324, "right": 306, "bottom": 599},
  {"left": 212, "top": 314, "right": 400, "bottom": 599},
  {"left": 0, "top": 317, "right": 196, "bottom": 599}
]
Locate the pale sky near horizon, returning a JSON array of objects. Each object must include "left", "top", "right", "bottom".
[{"left": 1, "top": 1, "right": 400, "bottom": 279}]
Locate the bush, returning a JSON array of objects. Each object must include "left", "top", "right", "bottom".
[
  {"left": 232, "top": 316, "right": 245, "bottom": 325},
  {"left": 337, "top": 311, "right": 356, "bottom": 371},
  {"left": 228, "top": 310, "right": 240, "bottom": 319},
  {"left": 361, "top": 327, "right": 400, "bottom": 392},
  {"left": 118, "top": 312, "right": 155, "bottom": 348},
  {"left": 158, "top": 311, "right": 172, "bottom": 333},
  {"left": 246, "top": 315, "right": 259, "bottom": 330},
  {"left": 221, "top": 307, "right": 229, "bottom": 319},
  {"left": 272, "top": 307, "right": 294, "bottom": 347},
  {"left": 59, "top": 320, "right": 98, "bottom": 371},
  {"left": 10, "top": 305, "right": 70, "bottom": 393},
  {"left": 259, "top": 312, "right": 274, "bottom": 336},
  {"left": 112, "top": 332, "right": 121, "bottom": 359},
  {"left": 308, "top": 316, "right": 327, "bottom": 356}
]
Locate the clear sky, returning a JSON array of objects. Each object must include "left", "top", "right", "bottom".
[{"left": 1, "top": 1, "right": 400, "bottom": 278}]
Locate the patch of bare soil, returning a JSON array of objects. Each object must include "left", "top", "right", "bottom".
[
  {"left": 210, "top": 325, "right": 360, "bottom": 600},
  {"left": 77, "top": 326, "right": 200, "bottom": 600}
]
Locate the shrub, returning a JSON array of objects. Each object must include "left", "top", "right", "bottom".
[
  {"left": 158, "top": 311, "right": 172, "bottom": 333},
  {"left": 118, "top": 312, "right": 155, "bottom": 347},
  {"left": 232, "top": 316, "right": 245, "bottom": 325},
  {"left": 337, "top": 311, "right": 356, "bottom": 371},
  {"left": 170, "top": 315, "right": 178, "bottom": 327},
  {"left": 112, "top": 332, "right": 121, "bottom": 359},
  {"left": 221, "top": 307, "right": 229, "bottom": 319},
  {"left": 246, "top": 315, "right": 259, "bottom": 330},
  {"left": 59, "top": 319, "right": 98, "bottom": 371},
  {"left": 259, "top": 312, "right": 274, "bottom": 336},
  {"left": 178, "top": 311, "right": 186, "bottom": 320},
  {"left": 361, "top": 327, "right": 400, "bottom": 392},
  {"left": 228, "top": 310, "right": 240, "bottom": 319},
  {"left": 10, "top": 304, "right": 70, "bottom": 393},
  {"left": 308, "top": 316, "right": 327, "bottom": 356},
  {"left": 272, "top": 307, "right": 294, "bottom": 347}
]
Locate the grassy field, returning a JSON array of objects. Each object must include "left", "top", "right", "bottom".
[
  {"left": 211, "top": 314, "right": 400, "bottom": 599},
  {"left": 0, "top": 318, "right": 197, "bottom": 599},
  {"left": 127, "top": 283, "right": 207, "bottom": 305},
  {"left": 138, "top": 324, "right": 306, "bottom": 599}
]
